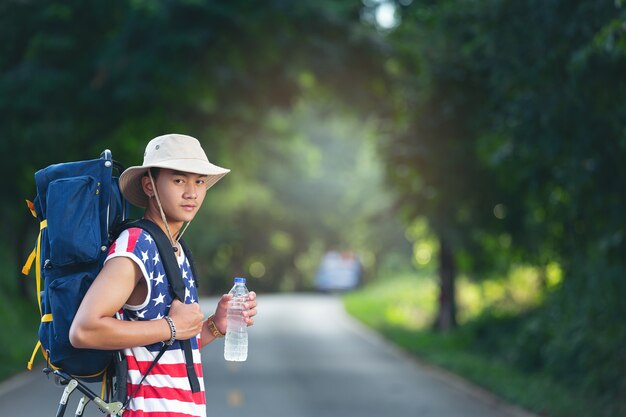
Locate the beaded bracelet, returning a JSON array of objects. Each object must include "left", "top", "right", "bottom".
[{"left": 164, "top": 315, "right": 176, "bottom": 345}]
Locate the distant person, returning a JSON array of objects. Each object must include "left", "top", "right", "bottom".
[{"left": 70, "top": 134, "right": 258, "bottom": 417}]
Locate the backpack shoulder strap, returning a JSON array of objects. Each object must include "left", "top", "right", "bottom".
[{"left": 179, "top": 238, "right": 199, "bottom": 290}]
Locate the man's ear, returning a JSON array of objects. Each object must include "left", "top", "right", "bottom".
[{"left": 141, "top": 174, "right": 154, "bottom": 197}]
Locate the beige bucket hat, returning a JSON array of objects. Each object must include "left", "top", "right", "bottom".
[{"left": 119, "top": 133, "right": 230, "bottom": 208}]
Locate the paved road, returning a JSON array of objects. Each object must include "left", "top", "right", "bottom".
[{"left": 0, "top": 293, "right": 535, "bottom": 417}]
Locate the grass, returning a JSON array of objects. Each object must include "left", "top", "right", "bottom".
[{"left": 343, "top": 271, "right": 621, "bottom": 417}]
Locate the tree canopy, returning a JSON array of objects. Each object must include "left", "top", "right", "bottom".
[
  {"left": 378, "top": 0, "right": 626, "bottom": 401},
  {"left": 1, "top": 0, "right": 624, "bottom": 407}
]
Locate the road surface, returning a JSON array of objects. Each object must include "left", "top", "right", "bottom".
[{"left": 0, "top": 293, "right": 535, "bottom": 417}]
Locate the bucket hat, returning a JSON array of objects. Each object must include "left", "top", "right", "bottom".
[{"left": 119, "top": 133, "right": 230, "bottom": 208}]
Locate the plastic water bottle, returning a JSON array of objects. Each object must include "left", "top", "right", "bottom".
[{"left": 224, "top": 277, "right": 249, "bottom": 361}]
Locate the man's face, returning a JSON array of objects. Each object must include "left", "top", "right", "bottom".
[{"left": 152, "top": 168, "right": 208, "bottom": 224}]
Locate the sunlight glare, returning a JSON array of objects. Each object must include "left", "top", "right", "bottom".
[{"left": 375, "top": 2, "right": 400, "bottom": 30}]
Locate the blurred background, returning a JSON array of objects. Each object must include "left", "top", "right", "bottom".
[{"left": 1, "top": 1, "right": 624, "bottom": 416}]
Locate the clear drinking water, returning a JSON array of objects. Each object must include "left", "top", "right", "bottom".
[{"left": 224, "top": 277, "right": 249, "bottom": 361}]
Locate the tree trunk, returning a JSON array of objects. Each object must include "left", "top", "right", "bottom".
[{"left": 433, "top": 235, "right": 457, "bottom": 331}]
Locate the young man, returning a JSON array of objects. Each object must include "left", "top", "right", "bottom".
[{"left": 70, "top": 134, "right": 257, "bottom": 417}]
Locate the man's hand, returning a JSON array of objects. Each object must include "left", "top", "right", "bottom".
[
  {"left": 213, "top": 291, "right": 258, "bottom": 334},
  {"left": 168, "top": 299, "right": 204, "bottom": 340},
  {"left": 243, "top": 291, "right": 258, "bottom": 326}
]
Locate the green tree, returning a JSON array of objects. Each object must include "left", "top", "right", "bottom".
[
  {"left": 2, "top": 0, "right": 389, "bottom": 296},
  {"left": 377, "top": 0, "right": 509, "bottom": 330},
  {"left": 377, "top": 0, "right": 626, "bottom": 400}
]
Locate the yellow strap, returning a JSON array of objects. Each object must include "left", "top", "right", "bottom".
[
  {"left": 27, "top": 341, "right": 42, "bottom": 371},
  {"left": 41, "top": 314, "right": 52, "bottom": 322},
  {"left": 34, "top": 220, "right": 47, "bottom": 316},
  {"left": 21, "top": 202, "right": 41, "bottom": 276},
  {"left": 101, "top": 369, "right": 107, "bottom": 398},
  {"left": 28, "top": 338, "right": 108, "bottom": 379},
  {"left": 28, "top": 343, "right": 61, "bottom": 372},
  {"left": 21, "top": 249, "right": 36, "bottom": 276},
  {"left": 24, "top": 202, "right": 46, "bottom": 372}
]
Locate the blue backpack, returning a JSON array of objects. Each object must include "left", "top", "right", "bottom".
[
  {"left": 22, "top": 150, "right": 201, "bottom": 415},
  {"left": 22, "top": 150, "right": 128, "bottom": 380}
]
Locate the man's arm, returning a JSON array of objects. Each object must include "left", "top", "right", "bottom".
[{"left": 69, "top": 256, "right": 204, "bottom": 350}]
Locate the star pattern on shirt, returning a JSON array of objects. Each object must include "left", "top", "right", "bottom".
[
  {"left": 120, "top": 230, "right": 199, "bottom": 323},
  {"left": 153, "top": 292, "right": 165, "bottom": 306},
  {"left": 154, "top": 272, "right": 165, "bottom": 286}
]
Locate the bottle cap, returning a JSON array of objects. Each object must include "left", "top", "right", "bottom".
[{"left": 234, "top": 277, "right": 246, "bottom": 284}]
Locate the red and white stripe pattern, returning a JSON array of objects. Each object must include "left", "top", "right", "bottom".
[
  {"left": 107, "top": 228, "right": 206, "bottom": 417},
  {"left": 122, "top": 338, "right": 206, "bottom": 417}
]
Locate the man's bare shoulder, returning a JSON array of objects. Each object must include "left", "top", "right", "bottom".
[{"left": 100, "top": 255, "right": 143, "bottom": 284}]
